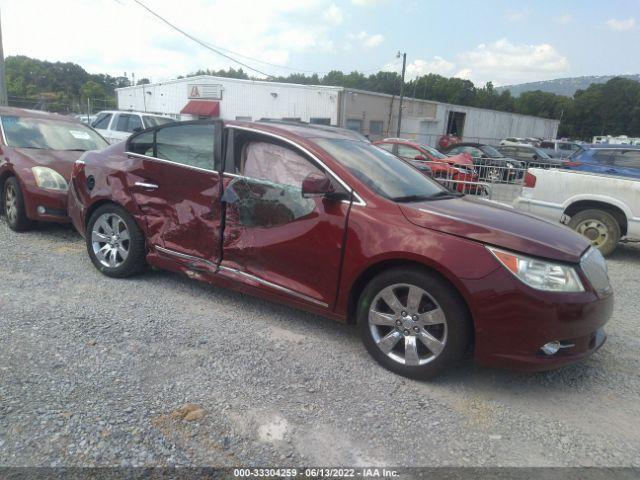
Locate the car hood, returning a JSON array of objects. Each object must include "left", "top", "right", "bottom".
[
  {"left": 442, "top": 153, "right": 473, "bottom": 166},
  {"left": 13, "top": 148, "right": 84, "bottom": 179},
  {"left": 399, "top": 196, "right": 590, "bottom": 263}
]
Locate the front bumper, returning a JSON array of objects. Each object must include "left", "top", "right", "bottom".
[
  {"left": 466, "top": 266, "right": 613, "bottom": 372},
  {"left": 23, "top": 183, "right": 69, "bottom": 223}
]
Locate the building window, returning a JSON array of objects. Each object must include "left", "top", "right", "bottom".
[
  {"left": 346, "top": 119, "right": 363, "bottom": 132},
  {"left": 369, "top": 120, "right": 383, "bottom": 136},
  {"left": 282, "top": 117, "right": 302, "bottom": 122},
  {"left": 310, "top": 117, "right": 331, "bottom": 125},
  {"left": 235, "top": 116, "right": 252, "bottom": 121}
]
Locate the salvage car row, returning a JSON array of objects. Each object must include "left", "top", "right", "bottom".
[{"left": 0, "top": 107, "right": 613, "bottom": 379}]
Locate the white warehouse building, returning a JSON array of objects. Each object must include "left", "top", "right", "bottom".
[{"left": 116, "top": 75, "right": 559, "bottom": 145}]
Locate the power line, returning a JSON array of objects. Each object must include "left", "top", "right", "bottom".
[
  {"left": 131, "top": 0, "right": 275, "bottom": 78},
  {"left": 126, "top": 0, "right": 402, "bottom": 79}
]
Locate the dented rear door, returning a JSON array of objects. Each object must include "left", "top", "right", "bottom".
[{"left": 125, "top": 121, "right": 223, "bottom": 264}]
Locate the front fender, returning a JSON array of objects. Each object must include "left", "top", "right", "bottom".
[{"left": 335, "top": 204, "right": 500, "bottom": 323}]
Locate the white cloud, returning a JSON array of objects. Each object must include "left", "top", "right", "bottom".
[
  {"left": 403, "top": 57, "right": 455, "bottom": 79},
  {"left": 505, "top": 10, "right": 529, "bottom": 22},
  {"left": 323, "top": 4, "right": 344, "bottom": 26},
  {"left": 454, "top": 68, "right": 472, "bottom": 80},
  {"left": 0, "top": 0, "right": 341, "bottom": 80},
  {"left": 351, "top": 0, "right": 384, "bottom": 5},
  {"left": 457, "top": 38, "right": 569, "bottom": 85},
  {"left": 605, "top": 17, "right": 636, "bottom": 31},
  {"left": 346, "top": 31, "right": 384, "bottom": 48},
  {"left": 555, "top": 13, "right": 572, "bottom": 25}
]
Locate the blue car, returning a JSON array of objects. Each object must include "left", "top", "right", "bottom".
[{"left": 566, "top": 144, "right": 640, "bottom": 179}]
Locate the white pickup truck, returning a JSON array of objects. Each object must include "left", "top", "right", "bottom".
[{"left": 514, "top": 168, "right": 640, "bottom": 255}]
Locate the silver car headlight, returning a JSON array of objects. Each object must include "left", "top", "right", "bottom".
[
  {"left": 506, "top": 162, "right": 514, "bottom": 168},
  {"left": 487, "top": 246, "right": 584, "bottom": 292},
  {"left": 32, "top": 167, "right": 68, "bottom": 191}
]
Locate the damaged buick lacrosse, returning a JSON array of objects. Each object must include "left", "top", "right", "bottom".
[{"left": 67, "top": 120, "right": 613, "bottom": 378}]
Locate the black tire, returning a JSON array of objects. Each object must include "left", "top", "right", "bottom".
[
  {"left": 568, "top": 209, "right": 620, "bottom": 257},
  {"left": 485, "top": 166, "right": 501, "bottom": 183},
  {"left": 86, "top": 203, "right": 147, "bottom": 277},
  {"left": 3, "top": 176, "right": 32, "bottom": 232},
  {"left": 357, "top": 267, "right": 471, "bottom": 379}
]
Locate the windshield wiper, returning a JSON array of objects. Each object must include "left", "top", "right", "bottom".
[
  {"left": 61, "top": 148, "right": 87, "bottom": 152},
  {"left": 392, "top": 190, "right": 462, "bottom": 203}
]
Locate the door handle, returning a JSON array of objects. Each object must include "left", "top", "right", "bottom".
[{"left": 134, "top": 181, "right": 159, "bottom": 190}]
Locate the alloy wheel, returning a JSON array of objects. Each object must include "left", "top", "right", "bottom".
[
  {"left": 576, "top": 219, "right": 609, "bottom": 248},
  {"left": 368, "top": 283, "right": 447, "bottom": 366},
  {"left": 91, "top": 213, "right": 131, "bottom": 268},
  {"left": 4, "top": 183, "right": 18, "bottom": 224},
  {"left": 486, "top": 168, "right": 501, "bottom": 183}
]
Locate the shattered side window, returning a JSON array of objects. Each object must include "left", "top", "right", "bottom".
[
  {"left": 222, "top": 141, "right": 322, "bottom": 228},
  {"left": 222, "top": 177, "right": 316, "bottom": 228}
]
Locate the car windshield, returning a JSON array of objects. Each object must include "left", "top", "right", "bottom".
[
  {"left": 567, "top": 146, "right": 586, "bottom": 159},
  {"left": 314, "top": 138, "right": 449, "bottom": 202},
  {"left": 143, "top": 116, "right": 174, "bottom": 128},
  {"left": 482, "top": 145, "right": 504, "bottom": 157},
  {"left": 533, "top": 148, "right": 551, "bottom": 159},
  {"left": 1, "top": 115, "right": 108, "bottom": 151},
  {"left": 420, "top": 144, "right": 447, "bottom": 159}
]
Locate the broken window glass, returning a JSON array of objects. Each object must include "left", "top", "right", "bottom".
[
  {"left": 222, "top": 176, "right": 316, "bottom": 228},
  {"left": 222, "top": 141, "right": 323, "bottom": 228}
]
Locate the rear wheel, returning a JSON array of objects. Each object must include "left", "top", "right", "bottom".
[
  {"left": 86, "top": 204, "right": 147, "bottom": 277},
  {"left": 3, "top": 177, "right": 32, "bottom": 231},
  {"left": 486, "top": 167, "right": 501, "bottom": 183},
  {"left": 357, "top": 267, "right": 471, "bottom": 379},
  {"left": 568, "top": 209, "right": 620, "bottom": 256}
]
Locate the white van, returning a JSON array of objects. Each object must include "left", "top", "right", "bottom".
[{"left": 92, "top": 111, "right": 174, "bottom": 144}]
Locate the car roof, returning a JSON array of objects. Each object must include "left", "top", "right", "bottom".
[
  {"left": 0, "top": 106, "right": 80, "bottom": 123},
  {"left": 227, "top": 119, "right": 370, "bottom": 142},
  {"left": 448, "top": 142, "right": 483, "bottom": 148},
  {"left": 583, "top": 143, "right": 640, "bottom": 150},
  {"left": 378, "top": 137, "right": 417, "bottom": 143},
  {"left": 95, "top": 110, "right": 173, "bottom": 118}
]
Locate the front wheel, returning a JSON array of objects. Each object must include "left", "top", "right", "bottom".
[
  {"left": 86, "top": 204, "right": 147, "bottom": 277},
  {"left": 3, "top": 176, "right": 32, "bottom": 232},
  {"left": 568, "top": 209, "right": 620, "bottom": 256},
  {"left": 357, "top": 267, "right": 471, "bottom": 379}
]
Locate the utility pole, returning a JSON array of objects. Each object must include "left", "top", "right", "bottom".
[
  {"left": 0, "top": 10, "right": 7, "bottom": 107},
  {"left": 396, "top": 51, "right": 406, "bottom": 137}
]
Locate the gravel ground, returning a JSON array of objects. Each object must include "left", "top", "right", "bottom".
[{"left": 1, "top": 219, "right": 639, "bottom": 468}]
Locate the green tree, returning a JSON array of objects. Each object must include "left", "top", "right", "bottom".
[{"left": 80, "top": 80, "right": 107, "bottom": 100}]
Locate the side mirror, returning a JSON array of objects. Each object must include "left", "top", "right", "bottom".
[
  {"left": 302, "top": 173, "right": 334, "bottom": 198},
  {"left": 414, "top": 154, "right": 427, "bottom": 161},
  {"left": 533, "top": 154, "right": 539, "bottom": 161}
]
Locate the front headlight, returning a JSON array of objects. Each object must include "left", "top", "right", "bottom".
[
  {"left": 487, "top": 246, "right": 584, "bottom": 292},
  {"left": 506, "top": 162, "right": 514, "bottom": 168},
  {"left": 32, "top": 167, "right": 68, "bottom": 191}
]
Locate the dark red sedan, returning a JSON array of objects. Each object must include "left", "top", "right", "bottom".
[
  {"left": 0, "top": 107, "right": 108, "bottom": 231},
  {"left": 67, "top": 120, "right": 613, "bottom": 378}
]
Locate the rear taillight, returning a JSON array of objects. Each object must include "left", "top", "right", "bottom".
[
  {"left": 564, "top": 161, "right": 580, "bottom": 167},
  {"left": 524, "top": 172, "right": 537, "bottom": 188}
]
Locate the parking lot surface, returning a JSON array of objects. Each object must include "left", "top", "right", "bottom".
[{"left": 1, "top": 220, "right": 639, "bottom": 468}]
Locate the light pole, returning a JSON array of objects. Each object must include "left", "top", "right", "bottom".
[
  {"left": 396, "top": 51, "right": 406, "bottom": 137},
  {"left": 0, "top": 10, "right": 7, "bottom": 107}
]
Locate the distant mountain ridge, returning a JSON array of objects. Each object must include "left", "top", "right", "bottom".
[{"left": 496, "top": 75, "right": 640, "bottom": 97}]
